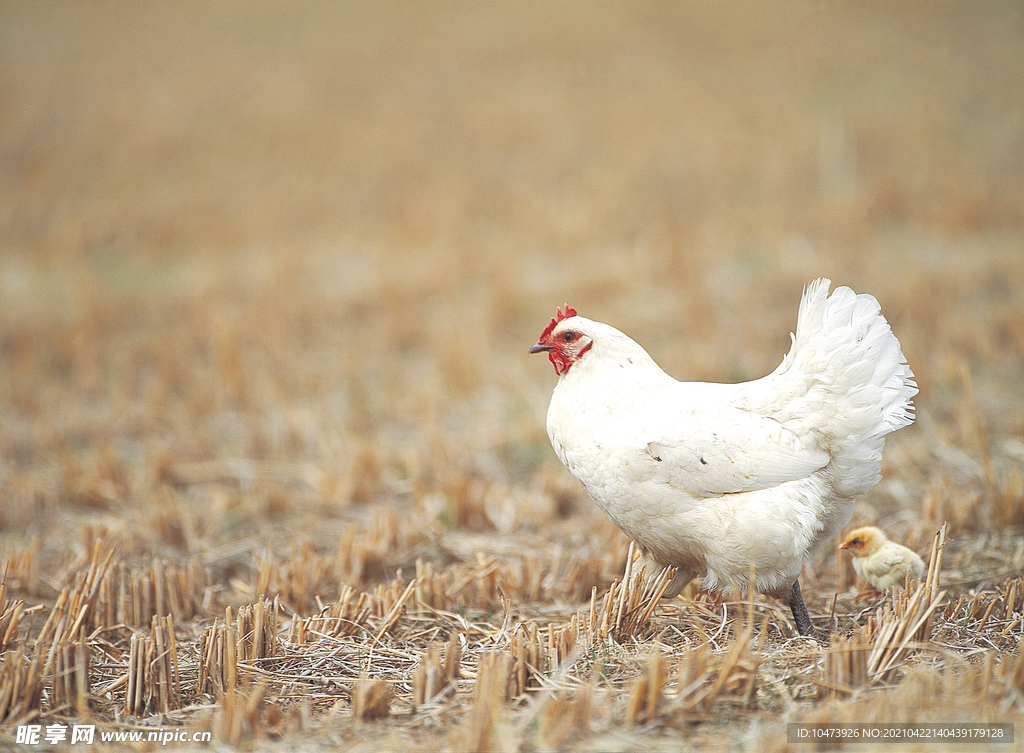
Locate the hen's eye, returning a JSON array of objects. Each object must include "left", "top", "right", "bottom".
[{"left": 562, "top": 331, "right": 576, "bottom": 342}]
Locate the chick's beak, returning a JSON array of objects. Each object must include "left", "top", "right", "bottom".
[{"left": 838, "top": 541, "right": 851, "bottom": 551}]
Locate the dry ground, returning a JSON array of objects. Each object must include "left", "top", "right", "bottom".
[{"left": 1, "top": 2, "right": 1024, "bottom": 751}]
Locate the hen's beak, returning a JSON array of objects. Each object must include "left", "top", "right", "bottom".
[{"left": 529, "top": 341, "right": 552, "bottom": 354}]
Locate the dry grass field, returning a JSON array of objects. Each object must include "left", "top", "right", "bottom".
[{"left": 2, "top": 2, "right": 1024, "bottom": 750}]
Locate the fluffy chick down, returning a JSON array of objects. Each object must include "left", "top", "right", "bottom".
[{"left": 840, "top": 526, "right": 925, "bottom": 591}]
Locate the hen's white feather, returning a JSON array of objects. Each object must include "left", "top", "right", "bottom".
[{"left": 540, "top": 278, "right": 916, "bottom": 598}]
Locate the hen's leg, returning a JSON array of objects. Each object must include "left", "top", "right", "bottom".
[{"left": 788, "top": 579, "right": 829, "bottom": 644}]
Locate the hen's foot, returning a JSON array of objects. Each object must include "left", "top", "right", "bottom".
[{"left": 788, "top": 579, "right": 830, "bottom": 645}]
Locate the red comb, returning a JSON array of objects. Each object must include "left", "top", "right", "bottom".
[{"left": 538, "top": 305, "right": 578, "bottom": 341}]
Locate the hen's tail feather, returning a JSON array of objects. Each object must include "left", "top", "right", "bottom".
[{"left": 764, "top": 278, "right": 917, "bottom": 497}]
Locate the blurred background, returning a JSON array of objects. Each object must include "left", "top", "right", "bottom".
[{"left": 1, "top": 1, "right": 1022, "bottom": 560}]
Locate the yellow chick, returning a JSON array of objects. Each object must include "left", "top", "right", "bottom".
[{"left": 839, "top": 526, "right": 925, "bottom": 591}]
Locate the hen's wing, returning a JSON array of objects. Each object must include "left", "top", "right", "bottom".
[{"left": 639, "top": 399, "right": 830, "bottom": 497}]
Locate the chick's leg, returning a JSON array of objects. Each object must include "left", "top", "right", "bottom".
[{"left": 788, "top": 579, "right": 829, "bottom": 644}]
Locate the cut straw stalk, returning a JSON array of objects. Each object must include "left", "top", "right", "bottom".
[
  {"left": 199, "top": 598, "right": 278, "bottom": 698},
  {"left": 352, "top": 674, "right": 393, "bottom": 721},
  {"left": 626, "top": 647, "right": 667, "bottom": 725},
  {"left": 453, "top": 651, "right": 511, "bottom": 753},
  {"left": 598, "top": 542, "right": 675, "bottom": 642},
  {"left": 288, "top": 586, "right": 370, "bottom": 642},
  {"left": 374, "top": 578, "right": 417, "bottom": 643},
  {"left": 0, "top": 646, "right": 45, "bottom": 725},
  {"left": 412, "top": 632, "right": 462, "bottom": 708},
  {"left": 867, "top": 524, "right": 947, "bottom": 680},
  {"left": 818, "top": 627, "right": 871, "bottom": 697},
  {"left": 538, "top": 683, "right": 594, "bottom": 749},
  {"left": 124, "top": 615, "right": 180, "bottom": 716},
  {"left": 0, "top": 584, "right": 30, "bottom": 654}
]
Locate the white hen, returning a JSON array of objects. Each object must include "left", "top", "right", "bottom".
[{"left": 530, "top": 279, "right": 917, "bottom": 640}]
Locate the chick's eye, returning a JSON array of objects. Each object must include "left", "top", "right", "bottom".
[{"left": 562, "top": 331, "right": 576, "bottom": 342}]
